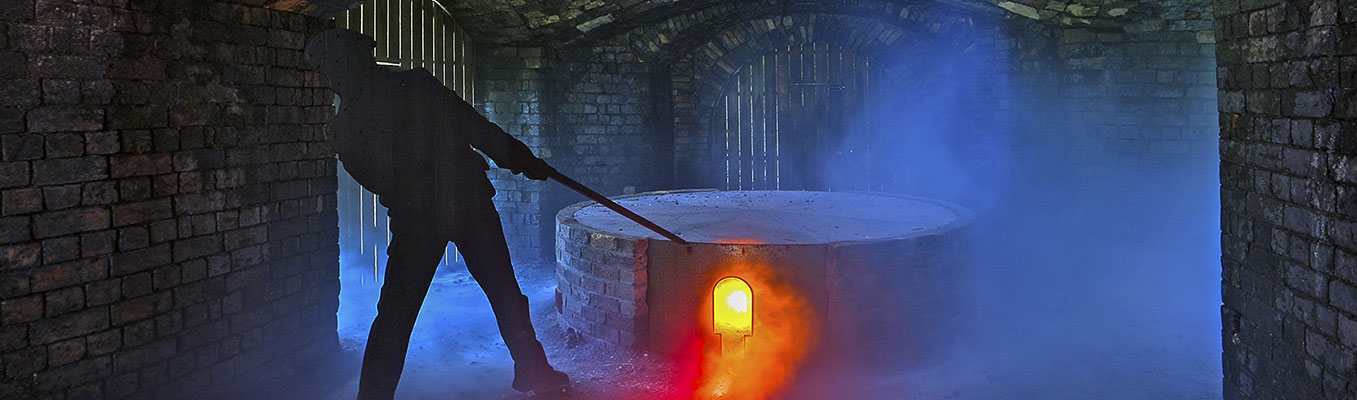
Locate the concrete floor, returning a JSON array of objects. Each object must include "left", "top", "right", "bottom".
[{"left": 271, "top": 252, "right": 1220, "bottom": 400}]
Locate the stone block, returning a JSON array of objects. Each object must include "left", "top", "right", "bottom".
[
  {"left": 40, "top": 236, "right": 78, "bottom": 264},
  {"left": 47, "top": 338, "right": 85, "bottom": 367},
  {"left": 42, "top": 184, "right": 80, "bottom": 210},
  {"left": 27, "top": 106, "right": 103, "bottom": 132},
  {"left": 33, "top": 207, "right": 110, "bottom": 239},
  {"left": 0, "top": 79, "right": 39, "bottom": 106},
  {"left": 43, "top": 286, "right": 83, "bottom": 317},
  {"left": 112, "top": 198, "right": 171, "bottom": 227},
  {"left": 80, "top": 230, "right": 114, "bottom": 258},
  {"left": 1, "top": 293, "right": 42, "bottom": 324},
  {"left": 44, "top": 133, "right": 83, "bottom": 158},
  {"left": 2, "top": 188, "right": 41, "bottom": 216},
  {"left": 30, "top": 308, "right": 108, "bottom": 345},
  {"left": 41, "top": 79, "right": 79, "bottom": 104},
  {"left": 3, "top": 134, "right": 44, "bottom": 161},
  {"left": 31, "top": 257, "right": 106, "bottom": 292},
  {"left": 80, "top": 181, "right": 116, "bottom": 206},
  {"left": 32, "top": 157, "right": 107, "bottom": 185}
]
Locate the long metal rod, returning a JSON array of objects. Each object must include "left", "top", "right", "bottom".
[{"left": 548, "top": 169, "right": 689, "bottom": 245}]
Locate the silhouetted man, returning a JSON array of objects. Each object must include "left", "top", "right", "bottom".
[{"left": 304, "top": 29, "right": 569, "bottom": 399}]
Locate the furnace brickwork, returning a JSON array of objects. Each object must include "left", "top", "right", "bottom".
[{"left": 0, "top": 1, "right": 339, "bottom": 398}]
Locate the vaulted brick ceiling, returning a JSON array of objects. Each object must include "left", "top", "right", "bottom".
[
  {"left": 436, "top": 0, "right": 1003, "bottom": 44},
  {"left": 263, "top": 0, "right": 1202, "bottom": 45}
]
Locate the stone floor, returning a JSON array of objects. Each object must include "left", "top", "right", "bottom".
[{"left": 258, "top": 250, "right": 1221, "bottom": 400}]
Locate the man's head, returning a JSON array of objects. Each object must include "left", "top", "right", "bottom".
[{"left": 305, "top": 28, "right": 378, "bottom": 95}]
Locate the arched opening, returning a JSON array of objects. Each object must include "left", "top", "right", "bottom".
[{"left": 710, "top": 43, "right": 881, "bottom": 191}]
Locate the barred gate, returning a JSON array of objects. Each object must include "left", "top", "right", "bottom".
[{"left": 712, "top": 43, "right": 879, "bottom": 191}]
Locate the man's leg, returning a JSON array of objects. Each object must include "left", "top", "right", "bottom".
[
  {"left": 356, "top": 216, "right": 445, "bottom": 400},
  {"left": 455, "top": 206, "right": 569, "bottom": 392}
]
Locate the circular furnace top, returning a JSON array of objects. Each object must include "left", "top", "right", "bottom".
[{"left": 564, "top": 190, "right": 972, "bottom": 245}]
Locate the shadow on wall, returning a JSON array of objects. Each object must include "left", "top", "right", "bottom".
[{"left": 813, "top": 21, "right": 1223, "bottom": 399}]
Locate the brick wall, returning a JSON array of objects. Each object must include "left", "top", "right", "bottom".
[
  {"left": 0, "top": 1, "right": 339, "bottom": 398},
  {"left": 479, "top": 45, "right": 553, "bottom": 262},
  {"left": 1006, "top": 4, "right": 1219, "bottom": 187},
  {"left": 547, "top": 37, "right": 665, "bottom": 195},
  {"left": 1217, "top": 0, "right": 1356, "bottom": 396},
  {"left": 478, "top": 38, "right": 669, "bottom": 261}
]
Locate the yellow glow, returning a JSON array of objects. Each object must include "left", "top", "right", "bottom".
[
  {"left": 714, "top": 276, "right": 753, "bottom": 339},
  {"left": 726, "top": 290, "right": 749, "bottom": 313}
]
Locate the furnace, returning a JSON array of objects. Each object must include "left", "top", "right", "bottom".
[{"left": 555, "top": 190, "right": 973, "bottom": 365}]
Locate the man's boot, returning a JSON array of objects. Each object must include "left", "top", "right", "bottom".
[
  {"left": 508, "top": 335, "right": 571, "bottom": 393},
  {"left": 494, "top": 294, "right": 570, "bottom": 392}
]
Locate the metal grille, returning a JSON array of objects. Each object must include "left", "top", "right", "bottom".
[
  {"left": 333, "top": 0, "right": 475, "bottom": 284},
  {"left": 713, "top": 43, "right": 876, "bottom": 191}
]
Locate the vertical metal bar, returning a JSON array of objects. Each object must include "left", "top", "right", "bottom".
[
  {"left": 375, "top": 0, "right": 388, "bottom": 59},
  {"left": 747, "top": 64, "right": 758, "bottom": 189},
  {"left": 723, "top": 94, "right": 731, "bottom": 190},
  {"left": 358, "top": 186, "right": 364, "bottom": 254},
  {"left": 436, "top": 15, "right": 444, "bottom": 84}
]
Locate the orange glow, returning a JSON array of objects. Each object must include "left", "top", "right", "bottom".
[
  {"left": 714, "top": 237, "right": 766, "bottom": 245},
  {"left": 693, "top": 264, "right": 819, "bottom": 400}
]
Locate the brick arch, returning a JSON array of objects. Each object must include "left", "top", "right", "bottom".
[{"left": 669, "top": 12, "right": 993, "bottom": 186}]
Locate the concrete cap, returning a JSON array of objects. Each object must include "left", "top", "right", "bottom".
[{"left": 569, "top": 190, "right": 969, "bottom": 245}]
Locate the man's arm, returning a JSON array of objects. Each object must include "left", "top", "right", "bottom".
[{"left": 450, "top": 91, "right": 552, "bottom": 180}]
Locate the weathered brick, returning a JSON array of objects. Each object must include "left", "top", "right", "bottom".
[
  {"left": 111, "top": 198, "right": 171, "bottom": 227},
  {"left": 2, "top": 134, "right": 43, "bottom": 161},
  {"left": 43, "top": 286, "right": 83, "bottom": 317},
  {"left": 108, "top": 291, "right": 169, "bottom": 326},
  {"left": 30, "top": 308, "right": 108, "bottom": 345},
  {"left": 27, "top": 106, "right": 103, "bottom": 132},
  {"left": 80, "top": 181, "right": 116, "bottom": 206},
  {"left": 1332, "top": 281, "right": 1357, "bottom": 315},
  {"left": 0, "top": 242, "right": 39, "bottom": 270},
  {"left": 172, "top": 235, "right": 221, "bottom": 262},
  {"left": 47, "top": 337, "right": 85, "bottom": 367},
  {"left": 32, "top": 157, "right": 107, "bottom": 185},
  {"left": 42, "top": 184, "right": 80, "bottom": 210},
  {"left": 82, "top": 80, "right": 113, "bottom": 104},
  {"left": 110, "top": 154, "right": 172, "bottom": 178},
  {"left": 31, "top": 257, "right": 107, "bottom": 292},
  {"left": 86, "top": 329, "right": 119, "bottom": 356},
  {"left": 30, "top": 54, "right": 106, "bottom": 79},
  {"left": 0, "top": 108, "right": 23, "bottom": 134},
  {"left": 40, "top": 235, "right": 78, "bottom": 264},
  {"left": 0, "top": 162, "right": 28, "bottom": 188},
  {"left": 0, "top": 216, "right": 29, "bottom": 244},
  {"left": 121, "top": 272, "right": 151, "bottom": 298},
  {"left": 4, "top": 345, "right": 47, "bottom": 375},
  {"left": 0, "top": 1, "right": 34, "bottom": 22},
  {"left": 84, "top": 131, "right": 119, "bottom": 155},
  {"left": 0, "top": 79, "right": 39, "bottom": 106},
  {"left": 84, "top": 278, "right": 119, "bottom": 308},
  {"left": 0, "top": 293, "right": 42, "bottom": 324},
  {"left": 110, "top": 243, "right": 169, "bottom": 276},
  {"left": 32, "top": 207, "right": 109, "bottom": 238},
  {"left": 43, "top": 133, "right": 83, "bottom": 159},
  {"left": 80, "top": 230, "right": 115, "bottom": 257},
  {"left": 41, "top": 79, "right": 79, "bottom": 105}
]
